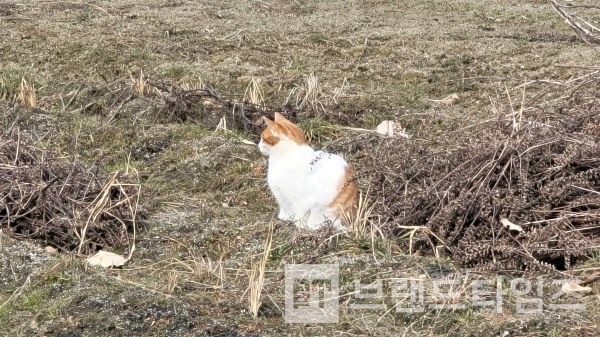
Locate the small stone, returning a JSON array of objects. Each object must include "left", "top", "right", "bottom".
[
  {"left": 30, "top": 320, "right": 39, "bottom": 330},
  {"left": 45, "top": 246, "right": 57, "bottom": 254}
]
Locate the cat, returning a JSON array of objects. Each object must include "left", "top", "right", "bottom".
[{"left": 258, "top": 112, "right": 358, "bottom": 230}]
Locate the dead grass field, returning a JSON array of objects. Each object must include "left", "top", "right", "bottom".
[{"left": 1, "top": 0, "right": 600, "bottom": 336}]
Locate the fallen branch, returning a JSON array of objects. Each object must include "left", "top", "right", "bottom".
[{"left": 549, "top": 0, "right": 600, "bottom": 46}]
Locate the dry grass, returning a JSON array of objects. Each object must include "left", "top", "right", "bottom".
[
  {"left": 342, "top": 191, "right": 376, "bottom": 237},
  {"left": 330, "top": 77, "right": 350, "bottom": 105},
  {"left": 396, "top": 225, "right": 446, "bottom": 257},
  {"left": 180, "top": 77, "right": 205, "bottom": 91},
  {"left": 165, "top": 271, "right": 180, "bottom": 294},
  {"left": 17, "top": 76, "right": 36, "bottom": 108},
  {"left": 247, "top": 217, "right": 275, "bottom": 318},
  {"left": 244, "top": 77, "right": 264, "bottom": 107},
  {"left": 2, "top": 0, "right": 600, "bottom": 336},
  {"left": 284, "top": 72, "right": 325, "bottom": 113},
  {"left": 124, "top": 237, "right": 226, "bottom": 293},
  {"left": 130, "top": 69, "right": 149, "bottom": 96},
  {"left": 299, "top": 73, "right": 321, "bottom": 110},
  {"left": 77, "top": 172, "right": 118, "bottom": 254}
]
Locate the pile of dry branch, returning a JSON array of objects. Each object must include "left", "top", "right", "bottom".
[
  {"left": 130, "top": 77, "right": 272, "bottom": 133},
  {"left": 331, "top": 71, "right": 600, "bottom": 271},
  {"left": 0, "top": 131, "right": 142, "bottom": 255}
]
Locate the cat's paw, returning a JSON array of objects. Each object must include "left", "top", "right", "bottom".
[{"left": 278, "top": 209, "right": 293, "bottom": 221}]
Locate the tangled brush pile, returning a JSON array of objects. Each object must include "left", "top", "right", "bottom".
[
  {"left": 0, "top": 130, "right": 142, "bottom": 255},
  {"left": 328, "top": 73, "right": 600, "bottom": 271}
]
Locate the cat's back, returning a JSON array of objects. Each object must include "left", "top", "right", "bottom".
[
  {"left": 310, "top": 150, "right": 357, "bottom": 216},
  {"left": 309, "top": 151, "right": 348, "bottom": 177}
]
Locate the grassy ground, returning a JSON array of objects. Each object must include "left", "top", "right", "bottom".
[{"left": 1, "top": 0, "right": 600, "bottom": 336}]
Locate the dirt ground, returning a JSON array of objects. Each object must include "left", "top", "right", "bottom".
[{"left": 1, "top": 0, "right": 600, "bottom": 336}]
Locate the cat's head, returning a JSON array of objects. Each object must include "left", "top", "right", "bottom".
[{"left": 258, "top": 112, "right": 306, "bottom": 156}]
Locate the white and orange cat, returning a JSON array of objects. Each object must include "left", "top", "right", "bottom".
[{"left": 258, "top": 112, "right": 358, "bottom": 230}]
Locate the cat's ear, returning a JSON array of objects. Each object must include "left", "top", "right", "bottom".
[
  {"left": 274, "top": 112, "right": 289, "bottom": 123},
  {"left": 262, "top": 116, "right": 277, "bottom": 129}
]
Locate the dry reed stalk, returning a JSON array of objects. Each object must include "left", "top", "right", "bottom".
[
  {"left": 78, "top": 172, "right": 119, "bottom": 254},
  {"left": 166, "top": 271, "right": 179, "bottom": 293},
  {"left": 299, "top": 73, "right": 321, "bottom": 110},
  {"left": 550, "top": 0, "right": 600, "bottom": 46},
  {"left": 17, "top": 76, "right": 36, "bottom": 108},
  {"left": 131, "top": 69, "right": 149, "bottom": 96},
  {"left": 330, "top": 77, "right": 349, "bottom": 105},
  {"left": 0, "top": 273, "right": 32, "bottom": 310},
  {"left": 340, "top": 191, "right": 384, "bottom": 258},
  {"left": 215, "top": 117, "right": 228, "bottom": 132},
  {"left": 181, "top": 77, "right": 205, "bottom": 91},
  {"left": 124, "top": 182, "right": 140, "bottom": 261},
  {"left": 283, "top": 86, "right": 299, "bottom": 107},
  {"left": 342, "top": 191, "right": 376, "bottom": 237},
  {"left": 244, "top": 77, "right": 264, "bottom": 106},
  {"left": 248, "top": 217, "right": 275, "bottom": 318}
]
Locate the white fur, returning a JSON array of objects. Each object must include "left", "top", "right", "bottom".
[{"left": 259, "top": 135, "right": 349, "bottom": 230}]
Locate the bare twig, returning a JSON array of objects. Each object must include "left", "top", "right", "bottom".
[{"left": 549, "top": 0, "right": 600, "bottom": 46}]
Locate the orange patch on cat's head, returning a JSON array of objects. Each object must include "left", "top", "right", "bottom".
[{"left": 260, "top": 112, "right": 306, "bottom": 146}]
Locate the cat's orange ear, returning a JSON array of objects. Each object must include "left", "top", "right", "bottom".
[
  {"left": 274, "top": 112, "right": 288, "bottom": 123},
  {"left": 262, "top": 116, "right": 277, "bottom": 129}
]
